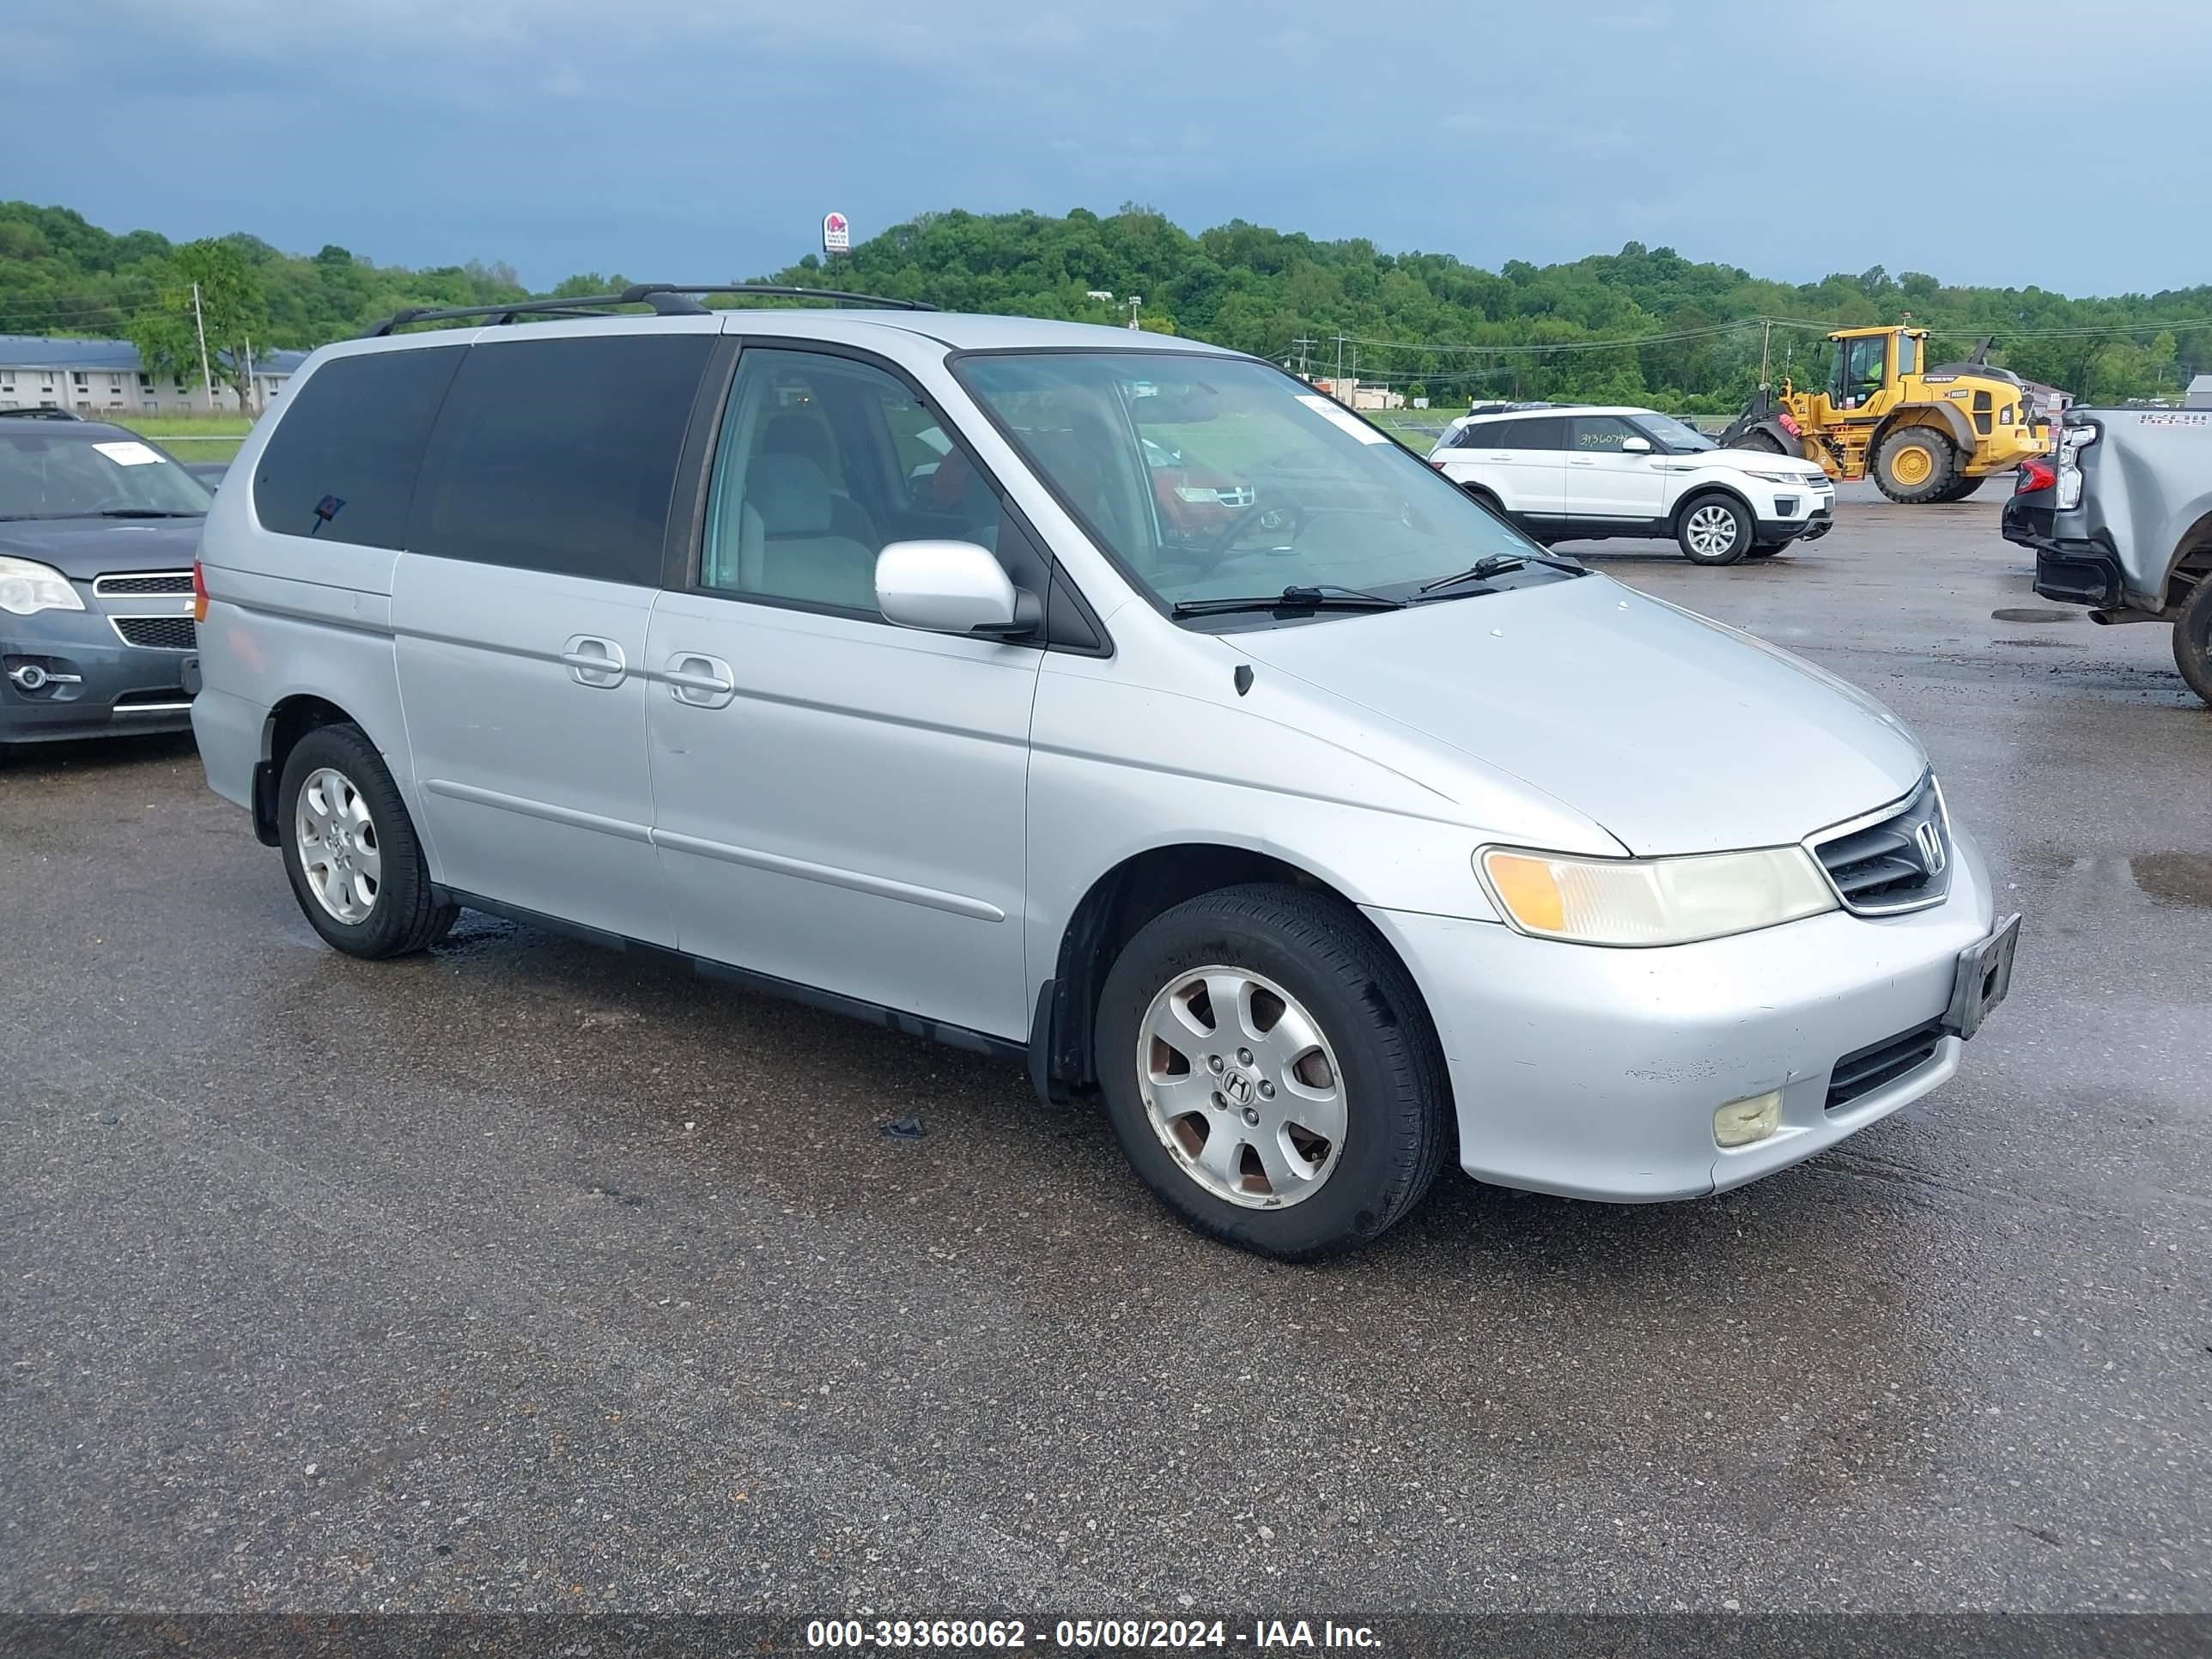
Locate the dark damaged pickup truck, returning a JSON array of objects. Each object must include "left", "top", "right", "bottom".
[{"left": 2003, "top": 406, "right": 2212, "bottom": 705}]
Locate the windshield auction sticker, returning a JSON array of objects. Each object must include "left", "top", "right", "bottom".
[
  {"left": 91, "top": 441, "right": 166, "bottom": 466},
  {"left": 1295, "top": 394, "right": 1389, "bottom": 444}
]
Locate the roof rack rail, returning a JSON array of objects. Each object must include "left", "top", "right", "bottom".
[
  {"left": 618, "top": 283, "right": 933, "bottom": 313},
  {"left": 360, "top": 282, "right": 931, "bottom": 338},
  {"left": 0, "top": 406, "right": 83, "bottom": 421}
]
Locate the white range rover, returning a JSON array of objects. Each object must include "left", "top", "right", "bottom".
[{"left": 1428, "top": 404, "right": 1835, "bottom": 566}]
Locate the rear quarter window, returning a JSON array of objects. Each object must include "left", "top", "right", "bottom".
[
  {"left": 252, "top": 346, "right": 464, "bottom": 547},
  {"left": 406, "top": 333, "right": 713, "bottom": 586}
]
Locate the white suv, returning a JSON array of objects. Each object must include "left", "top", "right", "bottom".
[{"left": 1429, "top": 404, "right": 1835, "bottom": 566}]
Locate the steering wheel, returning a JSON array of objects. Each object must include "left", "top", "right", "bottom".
[{"left": 1200, "top": 501, "right": 1308, "bottom": 566}]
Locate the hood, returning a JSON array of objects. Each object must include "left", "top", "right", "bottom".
[
  {"left": 1229, "top": 574, "right": 1926, "bottom": 856},
  {"left": 1703, "top": 447, "right": 1826, "bottom": 480},
  {"left": 0, "top": 515, "right": 206, "bottom": 580}
]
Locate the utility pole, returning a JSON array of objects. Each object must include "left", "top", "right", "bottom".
[
  {"left": 191, "top": 282, "right": 215, "bottom": 410},
  {"left": 1291, "top": 336, "right": 1316, "bottom": 378},
  {"left": 1333, "top": 332, "right": 1347, "bottom": 398},
  {"left": 1758, "top": 319, "right": 1772, "bottom": 392},
  {"left": 242, "top": 334, "right": 256, "bottom": 414}
]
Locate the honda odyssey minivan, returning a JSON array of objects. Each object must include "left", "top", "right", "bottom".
[{"left": 190, "top": 287, "right": 2020, "bottom": 1257}]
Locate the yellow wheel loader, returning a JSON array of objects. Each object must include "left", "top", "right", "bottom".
[{"left": 1719, "top": 326, "right": 2051, "bottom": 503}]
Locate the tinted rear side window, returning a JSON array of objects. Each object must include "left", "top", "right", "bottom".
[
  {"left": 408, "top": 333, "right": 714, "bottom": 585},
  {"left": 1514, "top": 416, "right": 1569, "bottom": 450},
  {"left": 252, "top": 346, "right": 463, "bottom": 547}
]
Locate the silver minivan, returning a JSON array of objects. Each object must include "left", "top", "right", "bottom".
[{"left": 191, "top": 289, "right": 2021, "bottom": 1257}]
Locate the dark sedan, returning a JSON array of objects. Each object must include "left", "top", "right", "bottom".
[{"left": 0, "top": 411, "right": 212, "bottom": 751}]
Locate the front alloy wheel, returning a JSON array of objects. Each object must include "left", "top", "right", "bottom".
[
  {"left": 1093, "top": 884, "right": 1450, "bottom": 1258},
  {"left": 1679, "top": 497, "right": 1750, "bottom": 565},
  {"left": 1139, "top": 965, "right": 1346, "bottom": 1208},
  {"left": 295, "top": 766, "right": 381, "bottom": 925}
]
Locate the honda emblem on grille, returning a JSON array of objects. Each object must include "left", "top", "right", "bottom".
[{"left": 1913, "top": 818, "right": 1947, "bottom": 875}]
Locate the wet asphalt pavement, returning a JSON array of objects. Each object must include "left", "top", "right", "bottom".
[{"left": 3, "top": 485, "right": 2209, "bottom": 1620}]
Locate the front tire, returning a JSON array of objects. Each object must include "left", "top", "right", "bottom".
[
  {"left": 1094, "top": 885, "right": 1449, "bottom": 1259},
  {"left": 2173, "top": 575, "right": 2212, "bottom": 708},
  {"left": 1676, "top": 494, "right": 1753, "bottom": 565},
  {"left": 279, "top": 724, "right": 456, "bottom": 958},
  {"left": 1873, "top": 427, "right": 1960, "bottom": 504}
]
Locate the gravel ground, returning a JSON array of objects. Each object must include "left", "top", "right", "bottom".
[{"left": 3, "top": 484, "right": 2207, "bottom": 1623}]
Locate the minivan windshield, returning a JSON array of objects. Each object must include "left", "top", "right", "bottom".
[
  {"left": 955, "top": 352, "right": 1566, "bottom": 622},
  {"left": 1632, "top": 412, "right": 1717, "bottom": 453},
  {"left": 0, "top": 428, "right": 212, "bottom": 520}
]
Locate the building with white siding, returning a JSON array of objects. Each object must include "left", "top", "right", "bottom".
[{"left": 0, "top": 336, "right": 310, "bottom": 415}]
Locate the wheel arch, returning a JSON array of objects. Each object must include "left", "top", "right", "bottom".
[
  {"left": 1670, "top": 481, "right": 1760, "bottom": 533},
  {"left": 2160, "top": 504, "right": 2212, "bottom": 611},
  {"left": 1030, "top": 842, "right": 1427, "bottom": 1108},
  {"left": 1875, "top": 402, "right": 1975, "bottom": 457},
  {"left": 253, "top": 694, "right": 380, "bottom": 846}
]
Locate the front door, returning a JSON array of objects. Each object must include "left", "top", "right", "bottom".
[
  {"left": 645, "top": 344, "right": 1043, "bottom": 1040},
  {"left": 1564, "top": 415, "right": 1667, "bottom": 522},
  {"left": 392, "top": 323, "right": 718, "bottom": 945}
]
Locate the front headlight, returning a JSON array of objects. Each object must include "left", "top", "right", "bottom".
[
  {"left": 1745, "top": 469, "right": 1808, "bottom": 485},
  {"left": 0, "top": 556, "right": 86, "bottom": 617},
  {"left": 1477, "top": 844, "right": 1837, "bottom": 947}
]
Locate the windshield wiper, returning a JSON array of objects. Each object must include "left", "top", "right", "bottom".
[
  {"left": 1416, "top": 550, "right": 1588, "bottom": 598},
  {"left": 1172, "top": 584, "right": 1406, "bottom": 619},
  {"left": 91, "top": 508, "right": 201, "bottom": 518}
]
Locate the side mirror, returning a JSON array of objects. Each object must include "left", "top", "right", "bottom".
[
  {"left": 1619, "top": 435, "right": 1654, "bottom": 454},
  {"left": 876, "top": 540, "right": 1040, "bottom": 638}
]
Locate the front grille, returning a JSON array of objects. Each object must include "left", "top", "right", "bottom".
[
  {"left": 94, "top": 571, "right": 194, "bottom": 598},
  {"left": 1826, "top": 1018, "right": 1945, "bottom": 1110},
  {"left": 111, "top": 616, "right": 198, "bottom": 651},
  {"left": 1808, "top": 775, "right": 1953, "bottom": 915}
]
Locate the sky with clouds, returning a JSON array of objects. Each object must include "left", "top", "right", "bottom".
[{"left": 11, "top": 1, "right": 2211, "bottom": 297}]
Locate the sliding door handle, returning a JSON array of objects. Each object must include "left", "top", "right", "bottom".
[{"left": 663, "top": 653, "right": 735, "bottom": 709}]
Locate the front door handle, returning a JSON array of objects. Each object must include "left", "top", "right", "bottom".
[
  {"left": 562, "top": 635, "right": 626, "bottom": 688},
  {"left": 1569, "top": 458, "right": 1596, "bottom": 467},
  {"left": 663, "top": 653, "right": 735, "bottom": 709}
]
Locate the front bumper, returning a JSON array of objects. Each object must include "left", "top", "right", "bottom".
[
  {"left": 1, "top": 607, "right": 197, "bottom": 744},
  {"left": 1362, "top": 824, "right": 2000, "bottom": 1202},
  {"left": 1757, "top": 484, "right": 1835, "bottom": 542}
]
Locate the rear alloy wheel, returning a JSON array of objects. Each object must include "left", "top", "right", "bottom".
[
  {"left": 2173, "top": 574, "right": 2212, "bottom": 708},
  {"left": 1095, "top": 884, "right": 1449, "bottom": 1258},
  {"left": 1676, "top": 495, "right": 1752, "bottom": 566},
  {"left": 1873, "top": 427, "right": 1960, "bottom": 504},
  {"left": 279, "top": 723, "right": 457, "bottom": 958}
]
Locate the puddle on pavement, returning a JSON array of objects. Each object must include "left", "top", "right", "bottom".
[
  {"left": 2131, "top": 853, "right": 2212, "bottom": 908},
  {"left": 1990, "top": 607, "right": 2080, "bottom": 623}
]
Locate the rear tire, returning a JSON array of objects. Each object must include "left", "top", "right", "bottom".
[
  {"left": 1094, "top": 884, "right": 1450, "bottom": 1260},
  {"left": 1735, "top": 430, "right": 1786, "bottom": 454},
  {"left": 279, "top": 724, "right": 457, "bottom": 959},
  {"left": 1676, "top": 493, "right": 1753, "bottom": 566},
  {"left": 1872, "top": 427, "right": 1960, "bottom": 504},
  {"left": 1935, "top": 475, "right": 1984, "bottom": 502},
  {"left": 2173, "top": 576, "right": 2212, "bottom": 708}
]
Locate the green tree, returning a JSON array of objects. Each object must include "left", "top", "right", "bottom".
[{"left": 128, "top": 238, "right": 267, "bottom": 409}]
